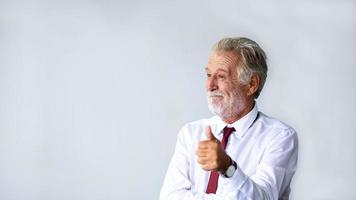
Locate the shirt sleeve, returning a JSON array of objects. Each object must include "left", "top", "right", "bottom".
[
  {"left": 159, "top": 126, "right": 196, "bottom": 200},
  {"left": 219, "top": 128, "right": 299, "bottom": 200}
]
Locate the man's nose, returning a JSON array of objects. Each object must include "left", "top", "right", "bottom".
[{"left": 207, "top": 77, "right": 218, "bottom": 91}]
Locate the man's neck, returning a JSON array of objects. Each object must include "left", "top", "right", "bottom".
[{"left": 221, "top": 101, "right": 255, "bottom": 124}]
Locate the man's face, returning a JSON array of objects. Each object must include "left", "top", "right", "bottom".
[{"left": 205, "top": 51, "right": 250, "bottom": 120}]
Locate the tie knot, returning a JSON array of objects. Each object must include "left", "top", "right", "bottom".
[
  {"left": 220, "top": 126, "right": 235, "bottom": 150},
  {"left": 223, "top": 126, "right": 235, "bottom": 140}
]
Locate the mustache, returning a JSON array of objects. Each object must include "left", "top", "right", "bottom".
[{"left": 207, "top": 91, "right": 225, "bottom": 97}]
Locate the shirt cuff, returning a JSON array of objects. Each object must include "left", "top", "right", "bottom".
[{"left": 219, "top": 164, "right": 248, "bottom": 193}]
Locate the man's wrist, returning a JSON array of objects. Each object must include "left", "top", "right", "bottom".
[
  {"left": 219, "top": 154, "right": 232, "bottom": 173},
  {"left": 219, "top": 156, "right": 237, "bottom": 178}
]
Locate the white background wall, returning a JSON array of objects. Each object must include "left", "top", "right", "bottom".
[{"left": 1, "top": 0, "right": 355, "bottom": 199}]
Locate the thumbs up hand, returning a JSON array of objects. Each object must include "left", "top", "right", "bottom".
[
  {"left": 205, "top": 126, "right": 216, "bottom": 140},
  {"left": 196, "top": 126, "right": 231, "bottom": 172}
]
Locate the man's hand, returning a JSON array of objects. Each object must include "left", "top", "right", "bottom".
[{"left": 196, "top": 126, "right": 231, "bottom": 172}]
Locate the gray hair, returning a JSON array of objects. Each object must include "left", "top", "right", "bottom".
[{"left": 212, "top": 37, "right": 268, "bottom": 98}]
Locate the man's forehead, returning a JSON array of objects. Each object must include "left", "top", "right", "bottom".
[{"left": 206, "top": 51, "right": 240, "bottom": 71}]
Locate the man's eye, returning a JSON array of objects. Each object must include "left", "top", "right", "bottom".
[
  {"left": 206, "top": 73, "right": 211, "bottom": 78},
  {"left": 218, "top": 75, "right": 226, "bottom": 79}
]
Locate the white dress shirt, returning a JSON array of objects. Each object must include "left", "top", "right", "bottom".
[{"left": 160, "top": 104, "right": 298, "bottom": 200}]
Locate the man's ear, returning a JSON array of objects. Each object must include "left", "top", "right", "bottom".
[{"left": 247, "top": 74, "right": 260, "bottom": 97}]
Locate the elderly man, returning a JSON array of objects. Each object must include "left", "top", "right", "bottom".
[{"left": 160, "top": 37, "right": 298, "bottom": 200}]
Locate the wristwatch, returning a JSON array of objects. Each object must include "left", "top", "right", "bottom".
[{"left": 220, "top": 157, "right": 237, "bottom": 178}]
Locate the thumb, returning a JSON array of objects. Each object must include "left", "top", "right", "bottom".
[{"left": 205, "top": 126, "right": 215, "bottom": 140}]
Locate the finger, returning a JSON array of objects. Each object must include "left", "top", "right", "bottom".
[
  {"left": 197, "top": 157, "right": 209, "bottom": 165},
  {"left": 196, "top": 149, "right": 209, "bottom": 157},
  {"left": 198, "top": 141, "right": 209, "bottom": 149},
  {"left": 201, "top": 163, "right": 213, "bottom": 171},
  {"left": 205, "top": 126, "right": 216, "bottom": 140},
  {"left": 199, "top": 139, "right": 219, "bottom": 150}
]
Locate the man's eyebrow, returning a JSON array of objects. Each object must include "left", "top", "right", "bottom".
[{"left": 216, "top": 68, "right": 229, "bottom": 73}]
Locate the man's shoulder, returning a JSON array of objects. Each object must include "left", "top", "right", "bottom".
[{"left": 255, "top": 111, "right": 297, "bottom": 137}]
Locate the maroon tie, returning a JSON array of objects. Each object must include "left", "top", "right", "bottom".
[{"left": 206, "top": 126, "right": 236, "bottom": 194}]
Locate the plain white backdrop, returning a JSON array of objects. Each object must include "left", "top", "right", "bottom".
[{"left": 1, "top": 0, "right": 355, "bottom": 199}]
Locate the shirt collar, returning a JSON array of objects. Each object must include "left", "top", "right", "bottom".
[{"left": 212, "top": 102, "right": 258, "bottom": 138}]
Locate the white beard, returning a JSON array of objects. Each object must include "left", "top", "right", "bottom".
[
  {"left": 207, "top": 91, "right": 227, "bottom": 117},
  {"left": 207, "top": 90, "right": 247, "bottom": 120}
]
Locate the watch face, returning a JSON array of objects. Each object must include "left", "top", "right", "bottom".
[{"left": 226, "top": 165, "right": 235, "bottom": 177}]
